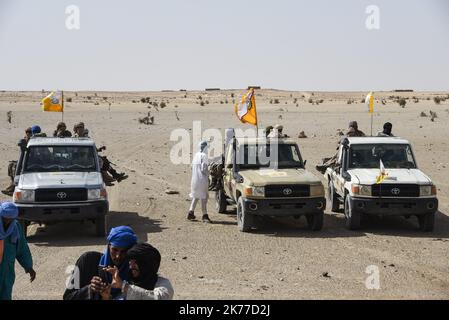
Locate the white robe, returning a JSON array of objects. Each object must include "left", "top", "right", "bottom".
[{"left": 189, "top": 151, "right": 209, "bottom": 200}]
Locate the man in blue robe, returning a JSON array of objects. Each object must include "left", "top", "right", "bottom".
[{"left": 0, "top": 202, "right": 36, "bottom": 300}]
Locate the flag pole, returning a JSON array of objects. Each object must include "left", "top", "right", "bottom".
[{"left": 62, "top": 90, "right": 64, "bottom": 123}]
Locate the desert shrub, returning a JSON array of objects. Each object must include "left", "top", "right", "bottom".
[
  {"left": 225, "top": 99, "right": 229, "bottom": 104},
  {"left": 434, "top": 97, "right": 441, "bottom": 104},
  {"left": 347, "top": 99, "right": 352, "bottom": 104},
  {"left": 220, "top": 101, "right": 224, "bottom": 104},
  {"left": 198, "top": 95, "right": 202, "bottom": 100},
  {"left": 153, "top": 102, "right": 158, "bottom": 107},
  {"left": 140, "top": 98, "right": 146, "bottom": 103},
  {"left": 231, "top": 93, "right": 235, "bottom": 98},
  {"left": 398, "top": 98, "right": 406, "bottom": 108},
  {"left": 274, "top": 99, "right": 280, "bottom": 104},
  {"left": 205, "top": 100, "right": 209, "bottom": 104},
  {"left": 269, "top": 99, "right": 273, "bottom": 104},
  {"left": 66, "top": 97, "right": 72, "bottom": 102},
  {"left": 308, "top": 98, "right": 313, "bottom": 103},
  {"left": 87, "top": 96, "right": 91, "bottom": 100},
  {"left": 200, "top": 101, "right": 205, "bottom": 106},
  {"left": 160, "top": 102, "right": 167, "bottom": 108}
]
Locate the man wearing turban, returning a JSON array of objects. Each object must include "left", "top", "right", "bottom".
[
  {"left": 0, "top": 202, "right": 35, "bottom": 300},
  {"left": 63, "top": 226, "right": 137, "bottom": 300}
]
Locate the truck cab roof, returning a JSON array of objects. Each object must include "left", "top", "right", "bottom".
[
  {"left": 344, "top": 136, "right": 410, "bottom": 146},
  {"left": 27, "top": 137, "right": 96, "bottom": 147}
]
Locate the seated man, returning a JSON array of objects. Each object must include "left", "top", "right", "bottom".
[
  {"left": 73, "top": 122, "right": 127, "bottom": 185},
  {"left": 53, "top": 122, "right": 72, "bottom": 138},
  {"left": 346, "top": 121, "right": 365, "bottom": 137},
  {"left": 377, "top": 122, "right": 394, "bottom": 137},
  {"left": 63, "top": 226, "right": 138, "bottom": 300}
]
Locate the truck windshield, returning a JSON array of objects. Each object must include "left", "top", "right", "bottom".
[
  {"left": 348, "top": 144, "right": 416, "bottom": 169},
  {"left": 23, "top": 146, "right": 97, "bottom": 173},
  {"left": 237, "top": 144, "right": 304, "bottom": 169}
]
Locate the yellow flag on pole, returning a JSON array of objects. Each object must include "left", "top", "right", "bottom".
[
  {"left": 42, "top": 91, "right": 64, "bottom": 112},
  {"left": 234, "top": 88, "right": 257, "bottom": 126},
  {"left": 375, "top": 159, "right": 388, "bottom": 184},
  {"left": 365, "top": 92, "right": 374, "bottom": 114}
]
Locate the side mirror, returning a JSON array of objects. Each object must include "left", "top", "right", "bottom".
[{"left": 342, "top": 172, "right": 351, "bottom": 181}]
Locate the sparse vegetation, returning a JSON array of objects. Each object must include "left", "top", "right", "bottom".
[
  {"left": 200, "top": 101, "right": 205, "bottom": 106},
  {"left": 160, "top": 102, "right": 167, "bottom": 108},
  {"left": 205, "top": 100, "right": 209, "bottom": 104},
  {"left": 398, "top": 98, "right": 407, "bottom": 108},
  {"left": 274, "top": 99, "right": 280, "bottom": 104},
  {"left": 308, "top": 98, "right": 313, "bottom": 104},
  {"left": 434, "top": 97, "right": 441, "bottom": 105},
  {"left": 66, "top": 97, "right": 72, "bottom": 102},
  {"left": 231, "top": 93, "right": 235, "bottom": 98},
  {"left": 198, "top": 95, "right": 202, "bottom": 100}
]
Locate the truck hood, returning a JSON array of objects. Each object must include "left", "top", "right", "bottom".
[
  {"left": 348, "top": 169, "right": 432, "bottom": 185},
  {"left": 239, "top": 168, "right": 321, "bottom": 186},
  {"left": 19, "top": 172, "right": 103, "bottom": 189}
]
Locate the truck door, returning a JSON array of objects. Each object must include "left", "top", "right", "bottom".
[
  {"left": 223, "top": 141, "right": 234, "bottom": 196},
  {"left": 332, "top": 145, "right": 346, "bottom": 196}
]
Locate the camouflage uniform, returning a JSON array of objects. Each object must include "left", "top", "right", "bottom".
[{"left": 208, "top": 161, "right": 224, "bottom": 191}]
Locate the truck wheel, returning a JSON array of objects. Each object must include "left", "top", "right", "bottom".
[
  {"left": 328, "top": 181, "right": 340, "bottom": 212},
  {"left": 95, "top": 215, "right": 107, "bottom": 237},
  {"left": 418, "top": 213, "right": 435, "bottom": 232},
  {"left": 215, "top": 189, "right": 227, "bottom": 214},
  {"left": 237, "top": 197, "right": 253, "bottom": 232},
  {"left": 344, "top": 196, "right": 361, "bottom": 230},
  {"left": 306, "top": 211, "right": 324, "bottom": 231}
]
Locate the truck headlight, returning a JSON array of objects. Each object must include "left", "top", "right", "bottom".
[
  {"left": 310, "top": 184, "right": 324, "bottom": 197},
  {"left": 88, "top": 188, "right": 107, "bottom": 200},
  {"left": 252, "top": 186, "right": 265, "bottom": 197},
  {"left": 13, "top": 189, "right": 35, "bottom": 202},
  {"left": 351, "top": 184, "right": 372, "bottom": 196},
  {"left": 420, "top": 185, "right": 436, "bottom": 196},
  {"left": 243, "top": 186, "right": 264, "bottom": 197}
]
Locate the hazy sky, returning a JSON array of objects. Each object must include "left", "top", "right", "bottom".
[{"left": 1, "top": 0, "right": 448, "bottom": 91}]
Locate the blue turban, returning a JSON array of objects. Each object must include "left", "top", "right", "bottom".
[
  {"left": 98, "top": 226, "right": 137, "bottom": 297},
  {"left": 0, "top": 202, "right": 20, "bottom": 243},
  {"left": 31, "top": 125, "right": 41, "bottom": 134}
]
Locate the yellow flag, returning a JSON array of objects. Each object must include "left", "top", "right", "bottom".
[
  {"left": 375, "top": 159, "right": 388, "bottom": 184},
  {"left": 42, "top": 91, "right": 64, "bottom": 112},
  {"left": 365, "top": 92, "right": 374, "bottom": 114},
  {"left": 235, "top": 88, "right": 257, "bottom": 126}
]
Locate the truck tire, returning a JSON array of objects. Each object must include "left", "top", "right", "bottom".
[
  {"left": 344, "top": 196, "right": 361, "bottom": 230},
  {"left": 418, "top": 212, "right": 435, "bottom": 232},
  {"left": 306, "top": 211, "right": 324, "bottom": 231},
  {"left": 237, "top": 197, "right": 253, "bottom": 232},
  {"left": 328, "top": 181, "right": 340, "bottom": 212},
  {"left": 95, "top": 215, "right": 107, "bottom": 237},
  {"left": 215, "top": 189, "right": 227, "bottom": 214}
]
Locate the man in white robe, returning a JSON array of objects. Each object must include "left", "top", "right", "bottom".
[{"left": 188, "top": 141, "right": 212, "bottom": 223}]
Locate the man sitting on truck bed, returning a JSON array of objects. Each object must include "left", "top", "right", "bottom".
[{"left": 73, "top": 122, "right": 128, "bottom": 186}]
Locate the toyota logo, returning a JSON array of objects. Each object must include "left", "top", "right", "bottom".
[
  {"left": 57, "top": 192, "right": 67, "bottom": 199},
  {"left": 391, "top": 188, "right": 401, "bottom": 195},
  {"left": 283, "top": 188, "right": 293, "bottom": 196}
]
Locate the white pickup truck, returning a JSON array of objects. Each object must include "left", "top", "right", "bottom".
[
  {"left": 13, "top": 137, "right": 109, "bottom": 237},
  {"left": 325, "top": 137, "right": 438, "bottom": 231}
]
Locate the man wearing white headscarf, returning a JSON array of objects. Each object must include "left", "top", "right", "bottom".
[{"left": 187, "top": 141, "right": 212, "bottom": 223}]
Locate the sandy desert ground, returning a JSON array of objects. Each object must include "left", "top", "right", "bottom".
[{"left": 1, "top": 89, "right": 449, "bottom": 299}]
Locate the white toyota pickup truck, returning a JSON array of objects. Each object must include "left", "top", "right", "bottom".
[
  {"left": 13, "top": 137, "right": 109, "bottom": 237},
  {"left": 324, "top": 137, "right": 438, "bottom": 231}
]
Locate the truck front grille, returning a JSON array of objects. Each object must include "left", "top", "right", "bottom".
[
  {"left": 371, "top": 184, "right": 419, "bottom": 197},
  {"left": 265, "top": 185, "right": 310, "bottom": 198},
  {"left": 35, "top": 188, "right": 88, "bottom": 202}
]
